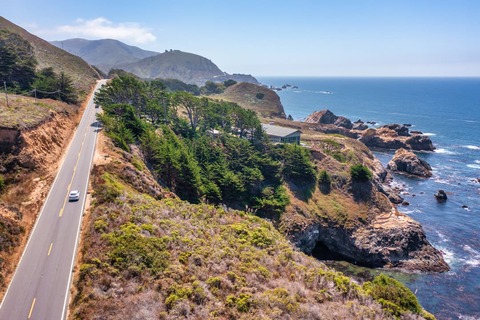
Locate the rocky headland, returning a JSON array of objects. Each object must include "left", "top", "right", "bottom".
[
  {"left": 269, "top": 109, "right": 446, "bottom": 273},
  {"left": 305, "top": 109, "right": 435, "bottom": 151}
]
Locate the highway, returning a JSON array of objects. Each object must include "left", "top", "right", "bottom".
[{"left": 0, "top": 80, "right": 107, "bottom": 320}]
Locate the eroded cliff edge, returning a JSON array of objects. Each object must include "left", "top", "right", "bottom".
[{"left": 269, "top": 119, "right": 448, "bottom": 272}]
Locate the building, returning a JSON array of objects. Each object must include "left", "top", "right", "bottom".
[{"left": 262, "top": 123, "right": 301, "bottom": 144}]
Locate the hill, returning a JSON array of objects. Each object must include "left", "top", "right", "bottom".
[
  {"left": 69, "top": 131, "right": 434, "bottom": 319},
  {"left": 0, "top": 17, "right": 100, "bottom": 93},
  {"left": 118, "top": 49, "right": 259, "bottom": 86},
  {"left": 213, "top": 82, "right": 286, "bottom": 118},
  {"left": 50, "top": 38, "right": 159, "bottom": 74}
]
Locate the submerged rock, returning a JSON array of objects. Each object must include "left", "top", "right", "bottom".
[
  {"left": 435, "top": 190, "right": 448, "bottom": 202},
  {"left": 387, "top": 148, "right": 432, "bottom": 177}
]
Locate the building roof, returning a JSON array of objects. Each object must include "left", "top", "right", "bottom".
[{"left": 262, "top": 124, "right": 301, "bottom": 137}]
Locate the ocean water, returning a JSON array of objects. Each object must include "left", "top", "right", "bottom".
[{"left": 258, "top": 77, "right": 480, "bottom": 320}]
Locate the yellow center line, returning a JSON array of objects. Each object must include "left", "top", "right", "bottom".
[
  {"left": 28, "top": 298, "right": 36, "bottom": 319},
  {"left": 59, "top": 104, "right": 95, "bottom": 217},
  {"left": 48, "top": 243, "right": 53, "bottom": 256}
]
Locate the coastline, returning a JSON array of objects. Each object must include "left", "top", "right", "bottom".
[{"left": 260, "top": 76, "right": 480, "bottom": 319}]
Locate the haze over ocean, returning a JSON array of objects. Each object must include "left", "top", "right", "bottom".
[{"left": 259, "top": 77, "right": 480, "bottom": 319}]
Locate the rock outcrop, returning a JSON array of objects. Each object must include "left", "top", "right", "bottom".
[
  {"left": 305, "top": 110, "right": 353, "bottom": 129},
  {"left": 304, "top": 110, "right": 435, "bottom": 151},
  {"left": 387, "top": 148, "right": 432, "bottom": 177},
  {"left": 291, "top": 210, "right": 449, "bottom": 272},
  {"left": 359, "top": 126, "right": 435, "bottom": 151}
]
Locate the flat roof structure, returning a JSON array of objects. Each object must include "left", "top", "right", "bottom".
[{"left": 262, "top": 124, "right": 301, "bottom": 144}]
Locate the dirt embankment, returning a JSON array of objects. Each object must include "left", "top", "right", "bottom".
[{"left": 0, "top": 94, "right": 89, "bottom": 299}]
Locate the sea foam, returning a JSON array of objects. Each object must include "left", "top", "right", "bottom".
[
  {"left": 464, "top": 145, "right": 480, "bottom": 150},
  {"left": 436, "top": 148, "right": 458, "bottom": 155}
]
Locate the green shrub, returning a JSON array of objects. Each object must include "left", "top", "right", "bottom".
[
  {"left": 255, "top": 92, "right": 265, "bottom": 100},
  {"left": 318, "top": 170, "right": 331, "bottom": 186},
  {"left": 226, "top": 293, "right": 254, "bottom": 312},
  {"left": 350, "top": 164, "right": 373, "bottom": 182},
  {"left": 363, "top": 274, "right": 422, "bottom": 317},
  {"left": 0, "top": 174, "right": 5, "bottom": 193}
]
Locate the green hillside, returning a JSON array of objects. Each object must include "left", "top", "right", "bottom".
[{"left": 0, "top": 17, "right": 100, "bottom": 93}]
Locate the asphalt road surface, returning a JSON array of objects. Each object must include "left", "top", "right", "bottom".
[{"left": 0, "top": 80, "right": 107, "bottom": 320}]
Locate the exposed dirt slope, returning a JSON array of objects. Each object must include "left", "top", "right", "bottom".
[{"left": 0, "top": 94, "right": 85, "bottom": 298}]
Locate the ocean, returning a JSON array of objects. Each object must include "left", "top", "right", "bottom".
[{"left": 258, "top": 77, "right": 480, "bottom": 320}]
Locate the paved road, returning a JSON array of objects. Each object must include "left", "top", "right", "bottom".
[{"left": 0, "top": 80, "right": 107, "bottom": 320}]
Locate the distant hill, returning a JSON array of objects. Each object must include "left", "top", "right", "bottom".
[
  {"left": 0, "top": 17, "right": 100, "bottom": 93},
  {"left": 50, "top": 38, "right": 159, "bottom": 74},
  {"left": 51, "top": 37, "right": 259, "bottom": 86},
  {"left": 213, "top": 82, "right": 286, "bottom": 118},
  {"left": 118, "top": 49, "right": 259, "bottom": 86}
]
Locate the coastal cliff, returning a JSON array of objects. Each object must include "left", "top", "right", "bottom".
[{"left": 272, "top": 122, "right": 448, "bottom": 273}]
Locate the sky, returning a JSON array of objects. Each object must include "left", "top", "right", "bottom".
[{"left": 3, "top": 0, "right": 480, "bottom": 77}]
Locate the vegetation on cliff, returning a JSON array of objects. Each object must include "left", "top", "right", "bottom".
[
  {"left": 71, "top": 133, "right": 433, "bottom": 319},
  {"left": 95, "top": 76, "right": 305, "bottom": 215}
]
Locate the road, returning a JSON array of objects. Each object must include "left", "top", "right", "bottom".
[{"left": 0, "top": 80, "right": 107, "bottom": 320}]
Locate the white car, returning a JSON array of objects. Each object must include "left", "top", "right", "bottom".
[{"left": 69, "top": 190, "right": 80, "bottom": 201}]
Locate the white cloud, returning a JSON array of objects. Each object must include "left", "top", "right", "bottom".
[{"left": 48, "top": 17, "right": 156, "bottom": 44}]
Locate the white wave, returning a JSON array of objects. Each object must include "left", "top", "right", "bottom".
[
  {"left": 436, "top": 231, "right": 450, "bottom": 243},
  {"left": 463, "top": 245, "right": 480, "bottom": 267},
  {"left": 438, "top": 247, "right": 455, "bottom": 265},
  {"left": 423, "top": 132, "right": 436, "bottom": 136},
  {"left": 459, "top": 315, "right": 480, "bottom": 320},
  {"left": 476, "top": 160, "right": 480, "bottom": 164},
  {"left": 464, "top": 145, "right": 480, "bottom": 150},
  {"left": 435, "top": 148, "right": 458, "bottom": 155},
  {"left": 467, "top": 164, "right": 480, "bottom": 169}
]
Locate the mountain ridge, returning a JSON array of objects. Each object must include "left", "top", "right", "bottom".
[{"left": 50, "top": 37, "right": 259, "bottom": 86}]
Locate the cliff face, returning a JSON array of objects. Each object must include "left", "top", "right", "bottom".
[
  {"left": 279, "top": 134, "right": 448, "bottom": 273},
  {"left": 290, "top": 210, "right": 448, "bottom": 272}
]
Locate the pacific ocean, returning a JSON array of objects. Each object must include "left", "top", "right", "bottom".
[{"left": 258, "top": 77, "right": 480, "bottom": 319}]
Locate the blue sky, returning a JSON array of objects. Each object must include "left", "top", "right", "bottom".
[{"left": 3, "top": 1, "right": 480, "bottom": 77}]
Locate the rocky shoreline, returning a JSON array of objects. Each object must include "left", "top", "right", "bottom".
[
  {"left": 280, "top": 109, "right": 449, "bottom": 273},
  {"left": 305, "top": 109, "right": 435, "bottom": 151}
]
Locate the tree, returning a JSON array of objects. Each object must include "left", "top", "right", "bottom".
[
  {"left": 281, "top": 144, "right": 317, "bottom": 185},
  {"left": 223, "top": 79, "right": 237, "bottom": 87},
  {"left": 33, "top": 67, "right": 58, "bottom": 99},
  {"left": 350, "top": 164, "right": 373, "bottom": 183},
  {"left": 174, "top": 91, "right": 205, "bottom": 132},
  {"left": 0, "top": 30, "right": 37, "bottom": 91},
  {"left": 94, "top": 75, "right": 146, "bottom": 111},
  {"left": 57, "top": 72, "right": 78, "bottom": 104},
  {"left": 201, "top": 81, "right": 224, "bottom": 95}
]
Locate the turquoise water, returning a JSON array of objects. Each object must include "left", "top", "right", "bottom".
[{"left": 258, "top": 77, "right": 480, "bottom": 319}]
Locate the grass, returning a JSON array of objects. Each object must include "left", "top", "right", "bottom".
[{"left": 0, "top": 94, "right": 75, "bottom": 129}]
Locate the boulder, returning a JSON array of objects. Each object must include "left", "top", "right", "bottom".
[
  {"left": 334, "top": 116, "right": 353, "bottom": 129},
  {"left": 305, "top": 109, "right": 338, "bottom": 124},
  {"left": 434, "top": 190, "right": 448, "bottom": 202},
  {"left": 406, "top": 134, "right": 435, "bottom": 151},
  {"left": 382, "top": 124, "right": 411, "bottom": 136},
  {"left": 387, "top": 148, "right": 432, "bottom": 177},
  {"left": 353, "top": 120, "right": 368, "bottom": 131}
]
